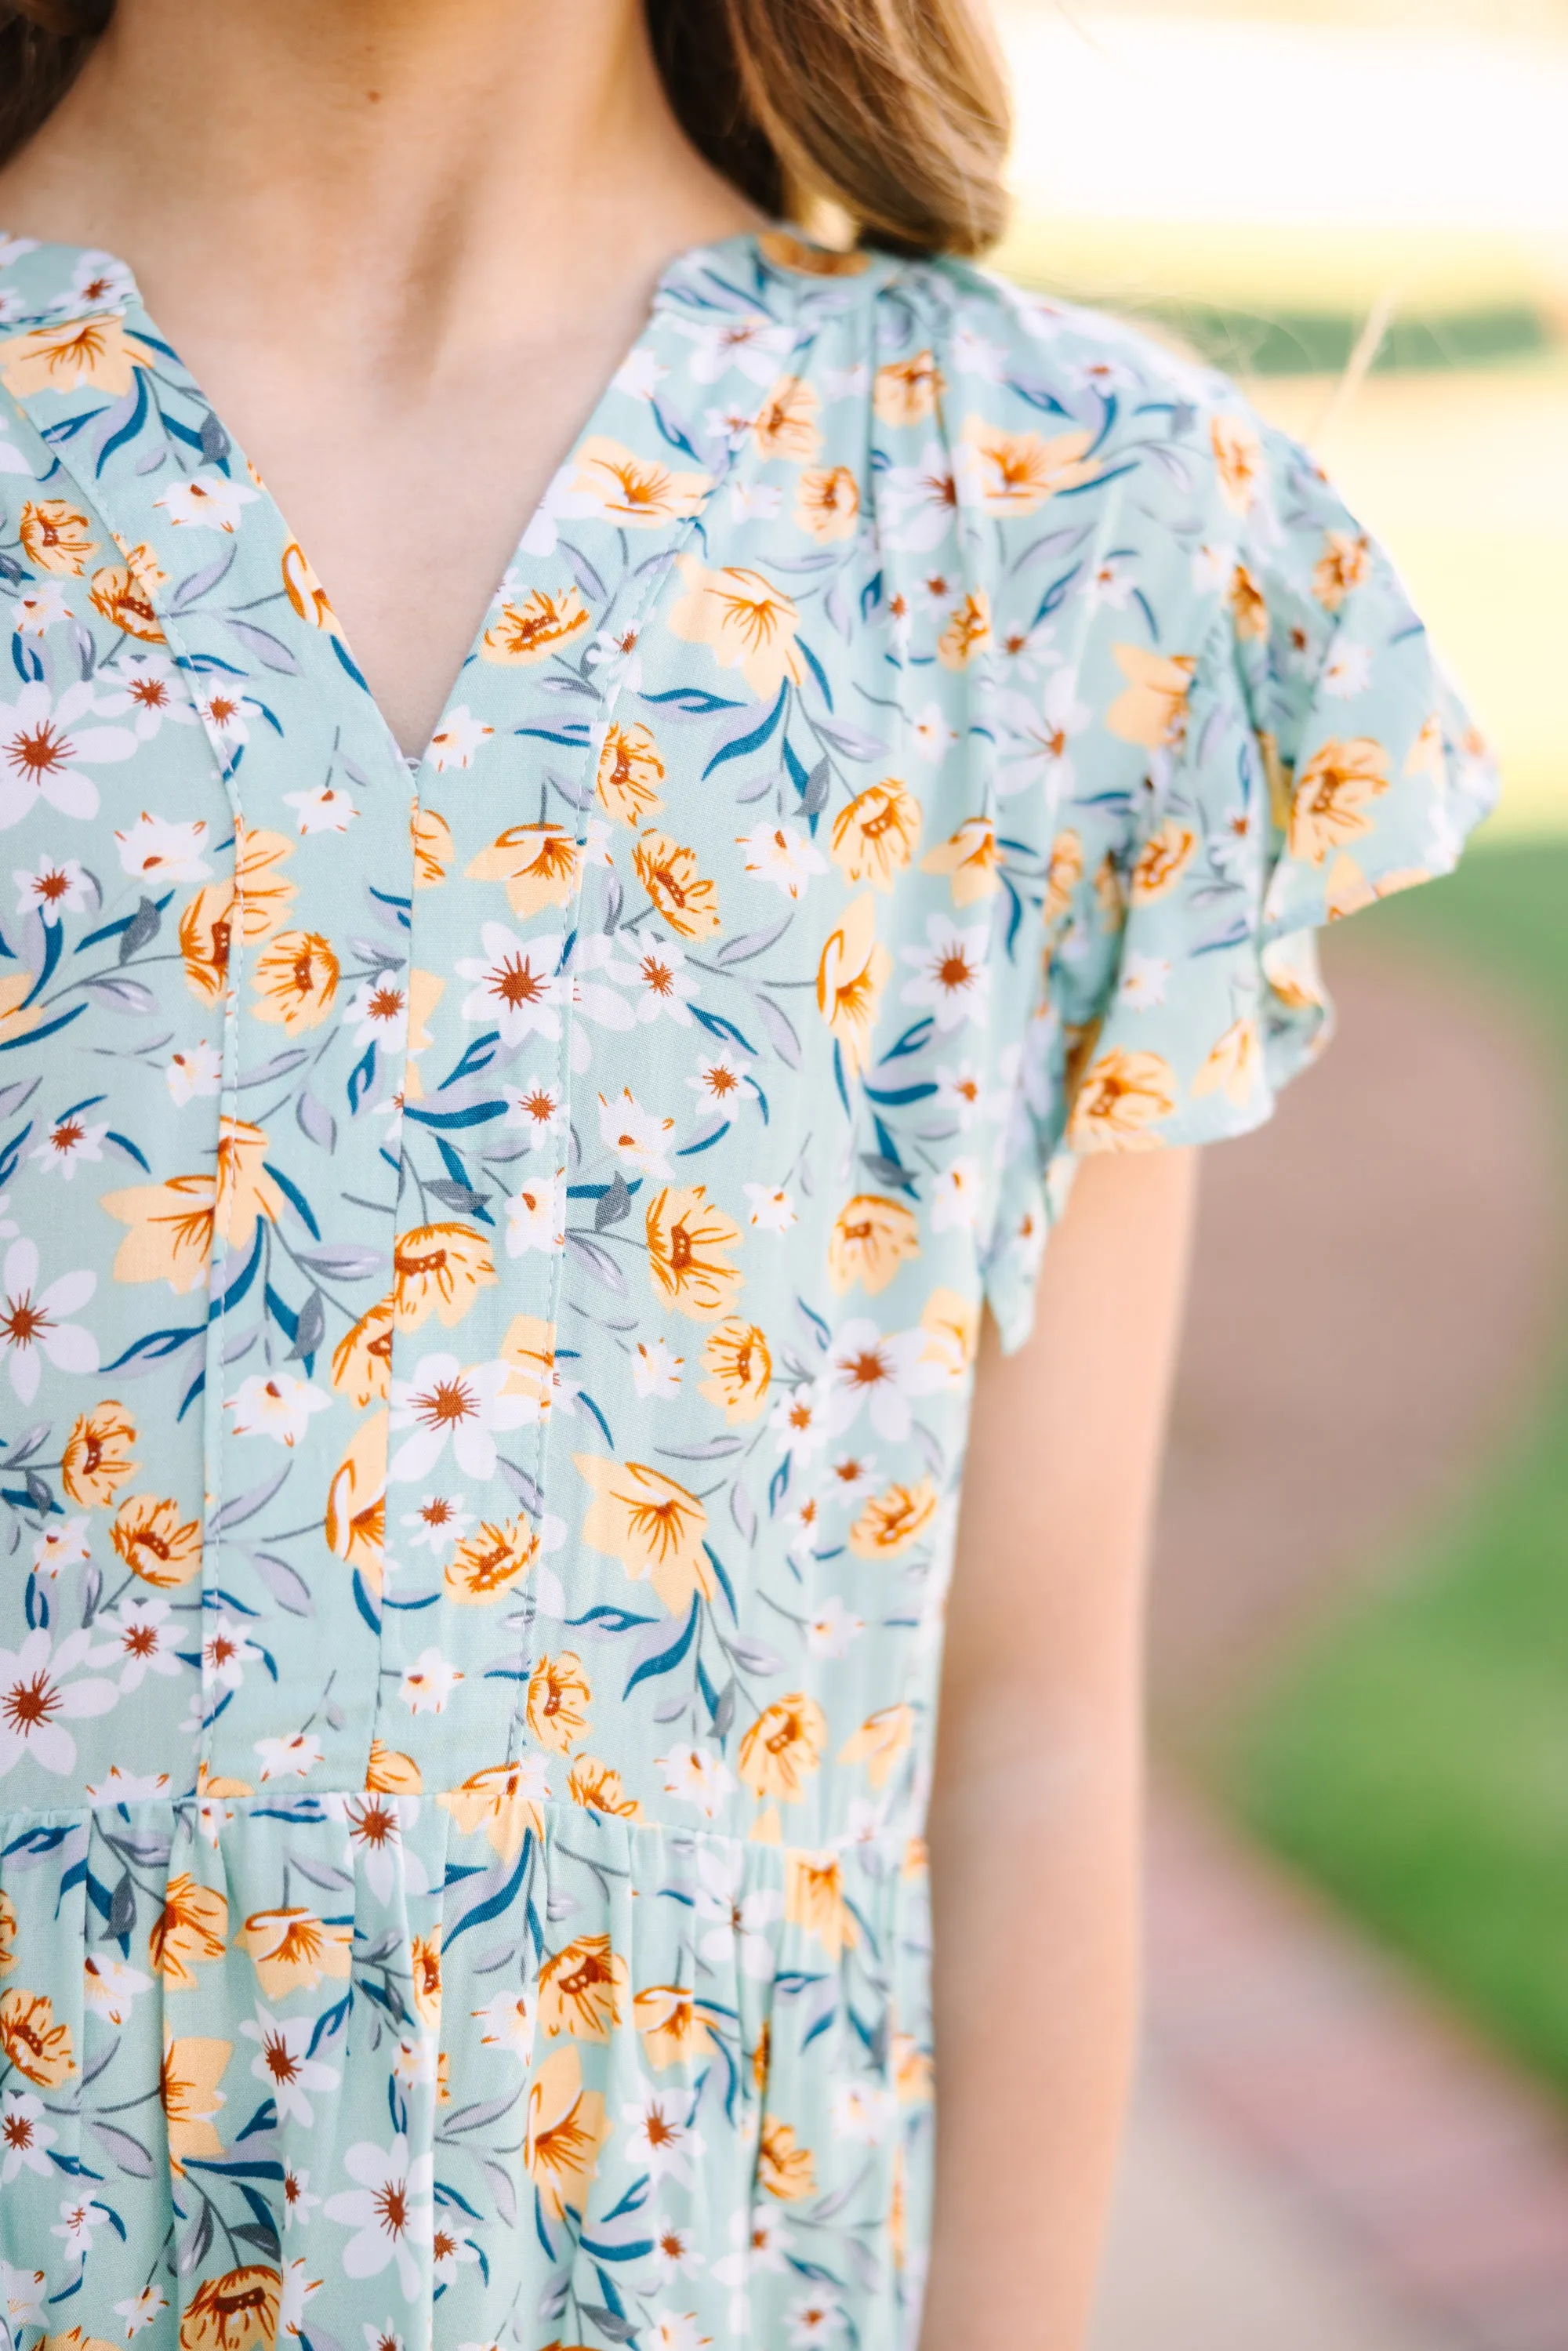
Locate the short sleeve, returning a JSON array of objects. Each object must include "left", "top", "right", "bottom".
[{"left": 982, "top": 405, "right": 1499, "bottom": 1349}]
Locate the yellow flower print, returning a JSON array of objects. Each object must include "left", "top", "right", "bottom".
[
  {"left": 1325, "top": 851, "right": 1377, "bottom": 920},
  {"left": 574, "top": 1453, "right": 716, "bottom": 1614},
  {"left": 481, "top": 582, "right": 590, "bottom": 664},
  {"left": 0, "top": 1986, "right": 74, "bottom": 2085},
  {"left": 280, "top": 540, "right": 339, "bottom": 632},
  {"left": 251, "top": 929, "right": 339, "bottom": 1031},
  {"left": 538, "top": 1932, "right": 629, "bottom": 2041},
  {"left": 178, "top": 823, "right": 296, "bottom": 999},
  {"left": 666, "top": 556, "right": 805, "bottom": 699},
  {"left": 401, "top": 967, "right": 445, "bottom": 1100},
  {"left": 524, "top": 2043, "right": 611, "bottom": 2221},
  {"left": 794, "top": 464, "right": 859, "bottom": 542},
  {"left": 0, "top": 312, "right": 157, "bottom": 397},
  {"left": 644, "top": 1184, "right": 744, "bottom": 1322},
  {"left": 466, "top": 822, "right": 581, "bottom": 916},
  {"left": 594, "top": 720, "right": 665, "bottom": 827},
  {"left": 838, "top": 1701, "right": 914, "bottom": 1789},
  {"left": 937, "top": 589, "right": 991, "bottom": 670},
  {"left": 409, "top": 1933, "right": 442, "bottom": 2029},
  {"left": 757, "top": 230, "right": 868, "bottom": 277},
  {"left": 60, "top": 1399, "right": 137, "bottom": 1507},
  {"left": 89, "top": 560, "right": 166, "bottom": 642},
  {"left": 831, "top": 780, "right": 921, "bottom": 891},
  {"left": 873, "top": 351, "right": 942, "bottom": 427},
  {"left": 0, "top": 971, "right": 42, "bottom": 1050},
  {"left": 921, "top": 814, "right": 1000, "bottom": 905},
  {"left": 1131, "top": 816, "right": 1197, "bottom": 903},
  {"left": 1229, "top": 561, "right": 1268, "bottom": 640},
  {"left": 786, "top": 1852, "right": 858, "bottom": 1959},
  {"left": 568, "top": 1755, "right": 642, "bottom": 1819},
  {"left": 737, "top": 1694, "right": 827, "bottom": 1803},
  {"left": 439, "top": 1759, "right": 549, "bottom": 1857},
  {"left": 447, "top": 1515, "right": 539, "bottom": 1605},
  {"left": 148, "top": 1874, "right": 227, "bottom": 1988},
  {"left": 753, "top": 376, "right": 821, "bottom": 463},
  {"left": 1313, "top": 528, "right": 1372, "bottom": 612},
  {"left": 236, "top": 1907, "right": 353, "bottom": 2001},
  {"left": 849, "top": 1478, "right": 938, "bottom": 1559},
  {"left": 1261, "top": 934, "right": 1326, "bottom": 1014},
  {"left": 1067, "top": 1046, "right": 1177, "bottom": 1150},
  {"left": 920, "top": 1284, "right": 980, "bottom": 1377},
  {"left": 1405, "top": 713, "right": 1446, "bottom": 786},
  {"left": 323, "top": 1410, "right": 387, "bottom": 1591},
  {"left": 1106, "top": 644, "right": 1196, "bottom": 749},
  {"left": 698, "top": 1318, "right": 771, "bottom": 1423},
  {"left": 390, "top": 1222, "right": 498, "bottom": 1331},
  {"left": 526, "top": 1651, "right": 593, "bottom": 1751},
  {"left": 827, "top": 1195, "right": 920, "bottom": 1296},
  {"left": 412, "top": 803, "right": 454, "bottom": 885},
  {"left": 1044, "top": 828, "right": 1083, "bottom": 924},
  {"left": 816, "top": 894, "right": 891, "bottom": 1079},
  {"left": 757, "top": 2115, "right": 815, "bottom": 2200},
  {"left": 1211, "top": 412, "right": 1264, "bottom": 513},
  {"left": 1191, "top": 1015, "right": 1262, "bottom": 1107},
  {"left": 568, "top": 434, "right": 710, "bottom": 526},
  {"left": 959, "top": 417, "right": 1097, "bottom": 514},
  {"left": 0, "top": 1887, "right": 16, "bottom": 1973},
  {"left": 633, "top": 828, "right": 721, "bottom": 939},
  {"left": 633, "top": 1983, "right": 713, "bottom": 2071},
  {"left": 176, "top": 2266, "right": 281, "bottom": 2351},
  {"left": 159, "top": 2033, "right": 230, "bottom": 2170},
  {"left": 110, "top": 1493, "right": 203, "bottom": 1589},
  {"left": 18, "top": 500, "right": 96, "bottom": 575},
  {"left": 1289, "top": 735, "right": 1391, "bottom": 864},
  {"left": 332, "top": 1296, "right": 394, "bottom": 1408},
  {"left": 365, "top": 1739, "right": 423, "bottom": 1795}
]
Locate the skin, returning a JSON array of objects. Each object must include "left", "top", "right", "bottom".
[{"left": 0, "top": 8, "right": 1199, "bottom": 2340}]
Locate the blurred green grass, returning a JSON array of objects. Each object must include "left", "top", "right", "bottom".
[{"left": 1232, "top": 836, "right": 1568, "bottom": 2086}]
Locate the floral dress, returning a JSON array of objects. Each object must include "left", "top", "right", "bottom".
[{"left": 0, "top": 225, "right": 1494, "bottom": 2351}]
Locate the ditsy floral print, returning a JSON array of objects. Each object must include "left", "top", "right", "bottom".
[{"left": 0, "top": 225, "right": 1492, "bottom": 2351}]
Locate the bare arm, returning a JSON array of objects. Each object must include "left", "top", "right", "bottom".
[{"left": 920, "top": 1147, "right": 1198, "bottom": 2348}]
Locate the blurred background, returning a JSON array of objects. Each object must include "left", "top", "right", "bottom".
[{"left": 985, "top": 1, "right": 1568, "bottom": 2344}]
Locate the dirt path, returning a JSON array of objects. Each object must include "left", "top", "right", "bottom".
[{"left": 1149, "top": 930, "right": 1563, "bottom": 1723}]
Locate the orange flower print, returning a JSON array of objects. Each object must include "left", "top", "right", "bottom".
[
  {"left": 365, "top": 1740, "right": 423, "bottom": 1795},
  {"left": 698, "top": 1319, "right": 771, "bottom": 1423},
  {"left": 757, "top": 230, "right": 867, "bottom": 276},
  {"left": 1191, "top": 1015, "right": 1262, "bottom": 1107},
  {"left": 466, "top": 823, "right": 581, "bottom": 916},
  {"left": 666, "top": 557, "right": 805, "bottom": 698},
  {"left": 816, "top": 894, "right": 891, "bottom": 1078},
  {"left": 177, "top": 2266, "right": 281, "bottom": 2351},
  {"left": 1288, "top": 736, "right": 1391, "bottom": 863},
  {"left": 831, "top": 781, "right": 922, "bottom": 891},
  {"left": 409, "top": 1933, "right": 442, "bottom": 2029},
  {"left": 525, "top": 1652, "right": 593, "bottom": 1751},
  {"left": 568, "top": 1755, "right": 642, "bottom": 1819},
  {"left": 148, "top": 1874, "right": 228, "bottom": 1988},
  {"left": 1211, "top": 411, "right": 1264, "bottom": 513},
  {"left": 757, "top": 2115, "right": 815, "bottom": 2200},
  {"left": 236, "top": 1907, "right": 353, "bottom": 2000},
  {"left": 251, "top": 928, "right": 339, "bottom": 1030},
  {"left": 323, "top": 1411, "right": 388, "bottom": 1590},
  {"left": 101, "top": 1174, "right": 216, "bottom": 1294},
  {"left": 482, "top": 582, "right": 590, "bottom": 663},
  {"left": 794, "top": 465, "right": 859, "bottom": 542},
  {"left": 1106, "top": 644, "right": 1196, "bottom": 749},
  {"left": 849, "top": 1477, "right": 939, "bottom": 1558},
  {"left": 786, "top": 1852, "right": 858, "bottom": 1958},
  {"left": 1131, "top": 816, "right": 1197, "bottom": 903},
  {"left": 921, "top": 814, "right": 1000, "bottom": 905},
  {"left": 524, "top": 2044, "right": 610, "bottom": 2220},
  {"left": 1067, "top": 1047, "right": 1178, "bottom": 1150},
  {"left": 332, "top": 1295, "right": 395, "bottom": 1409},
  {"left": 537, "top": 1933, "right": 629, "bottom": 2041},
  {"left": 633, "top": 829, "right": 721, "bottom": 938},
  {"left": 594, "top": 720, "right": 666, "bottom": 827},
  {"left": 0, "top": 1986, "right": 74, "bottom": 2085},
  {"left": 1313, "top": 528, "right": 1373, "bottom": 611},
  {"left": 937, "top": 589, "right": 991, "bottom": 670},
  {"left": 567, "top": 434, "right": 710, "bottom": 526},
  {"left": 0, "top": 312, "right": 156, "bottom": 396},
  {"left": 1229, "top": 561, "right": 1268, "bottom": 640},
  {"left": 19, "top": 499, "right": 96, "bottom": 575},
  {"left": 111, "top": 1493, "right": 203, "bottom": 1588},
  {"left": 753, "top": 375, "right": 821, "bottom": 463},
  {"left": 959, "top": 418, "right": 1097, "bottom": 514},
  {"left": 737, "top": 1694, "right": 827, "bottom": 1803},
  {"left": 838, "top": 1702, "right": 914, "bottom": 1789},
  {"left": 60, "top": 1399, "right": 137, "bottom": 1506},
  {"left": 828, "top": 1195, "right": 920, "bottom": 1296},
  {"left": 160, "top": 2032, "right": 230, "bottom": 2169},
  {"left": 0, "top": 1887, "right": 15, "bottom": 1972},
  {"left": 575, "top": 1453, "right": 715, "bottom": 1613},
  {"left": 281, "top": 539, "right": 338, "bottom": 631},
  {"left": 412, "top": 802, "right": 454, "bottom": 884},
  {"left": 1044, "top": 828, "right": 1083, "bottom": 924},
  {"left": 393, "top": 1221, "right": 497, "bottom": 1331},
  {"left": 644, "top": 1185, "right": 744, "bottom": 1321},
  {"left": 89, "top": 560, "right": 166, "bottom": 642},
  {"left": 873, "top": 350, "right": 942, "bottom": 426},
  {"left": 633, "top": 1983, "right": 713, "bottom": 2071},
  {"left": 440, "top": 1758, "right": 550, "bottom": 1858},
  {"left": 446, "top": 1515, "right": 539, "bottom": 1605}
]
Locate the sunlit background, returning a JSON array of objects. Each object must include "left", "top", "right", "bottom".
[{"left": 989, "top": 3, "right": 1568, "bottom": 2345}]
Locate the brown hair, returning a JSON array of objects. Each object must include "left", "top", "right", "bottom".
[{"left": 0, "top": 0, "right": 1011, "bottom": 258}]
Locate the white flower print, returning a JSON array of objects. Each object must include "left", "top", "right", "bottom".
[
  {"left": 81, "top": 1953, "right": 150, "bottom": 2026},
  {"left": 283, "top": 783, "right": 358, "bottom": 833},
  {"left": 341, "top": 971, "right": 409, "bottom": 1050},
  {"left": 31, "top": 1518, "right": 89, "bottom": 1582},
  {"left": 471, "top": 1987, "right": 536, "bottom": 2064},
  {"left": 0, "top": 1241, "right": 100, "bottom": 1401},
  {"left": 632, "top": 1337, "right": 684, "bottom": 1400},
  {"left": 694, "top": 1845, "right": 782, "bottom": 1979},
  {"left": 613, "top": 931, "right": 699, "bottom": 1025},
  {"left": 771, "top": 1378, "right": 830, "bottom": 1463},
  {"left": 202, "top": 1613, "right": 261, "bottom": 1694},
  {"left": 735, "top": 820, "right": 826, "bottom": 899},
  {"left": 255, "top": 1731, "right": 325, "bottom": 1782},
  {"left": 227, "top": 1371, "right": 333, "bottom": 1448},
  {"left": 729, "top": 477, "right": 781, "bottom": 522},
  {"left": 282, "top": 2166, "right": 321, "bottom": 2232},
  {"left": 13, "top": 854, "right": 90, "bottom": 921},
  {"left": 456, "top": 923, "right": 564, "bottom": 1044},
  {"left": 334, "top": 1791, "right": 412, "bottom": 1903},
  {"left": 742, "top": 1182, "right": 796, "bottom": 1233},
  {"left": 0, "top": 679, "right": 136, "bottom": 827},
  {"left": 152, "top": 468, "right": 258, "bottom": 533},
  {"left": 996, "top": 666, "right": 1091, "bottom": 801},
  {"left": 52, "top": 2193, "right": 108, "bottom": 2252},
  {"left": 804, "top": 1597, "right": 865, "bottom": 1659},
  {"left": 166, "top": 1041, "right": 223, "bottom": 1103},
  {"left": 598, "top": 1086, "right": 676, "bottom": 1177},
  {"left": 278, "top": 2254, "right": 321, "bottom": 2341},
  {"left": 503, "top": 1166, "right": 565, "bottom": 1258},
  {"left": 7, "top": 583, "right": 69, "bottom": 637},
  {"left": 898, "top": 913, "right": 991, "bottom": 1032},
  {"left": 90, "top": 1596, "right": 182, "bottom": 1692},
  {"left": 650, "top": 2219, "right": 705, "bottom": 2284},
  {"left": 648, "top": 2317, "right": 710, "bottom": 2351},
  {"left": 0, "top": 2090, "right": 56, "bottom": 2182},
  {"left": 114, "top": 810, "right": 211, "bottom": 882},
  {"left": 655, "top": 1740, "right": 735, "bottom": 1820},
  {"left": 399, "top": 1646, "right": 465, "bottom": 1715},
  {"left": 0, "top": 1627, "right": 114, "bottom": 1778},
  {"left": 787, "top": 2289, "right": 848, "bottom": 2345},
  {"left": 194, "top": 684, "right": 252, "bottom": 748},
  {"left": 427, "top": 706, "right": 494, "bottom": 771},
  {"left": 93, "top": 651, "right": 197, "bottom": 740},
  {"left": 28, "top": 1109, "right": 107, "bottom": 1181},
  {"left": 930, "top": 1156, "right": 981, "bottom": 1232},
  {"left": 678, "top": 311, "right": 794, "bottom": 385},
  {"left": 687, "top": 1051, "right": 755, "bottom": 1112},
  {"left": 241, "top": 2002, "right": 343, "bottom": 2124},
  {"left": 614, "top": 343, "right": 667, "bottom": 401},
  {"left": 621, "top": 2084, "right": 706, "bottom": 2186},
  {"left": 400, "top": 1491, "right": 473, "bottom": 1555},
  {"left": 823, "top": 1319, "right": 942, "bottom": 1444},
  {"left": 388, "top": 1352, "right": 536, "bottom": 1483},
  {"left": 1322, "top": 640, "right": 1374, "bottom": 698},
  {"left": 881, "top": 441, "right": 959, "bottom": 553},
  {"left": 502, "top": 1077, "right": 564, "bottom": 1141},
  {"left": 324, "top": 2135, "right": 435, "bottom": 2298},
  {"left": 829, "top": 2081, "right": 897, "bottom": 2144},
  {"left": 1118, "top": 950, "right": 1171, "bottom": 1010},
  {"left": 82, "top": 1764, "right": 169, "bottom": 1805},
  {"left": 934, "top": 1060, "right": 989, "bottom": 1129},
  {"left": 363, "top": 2324, "right": 403, "bottom": 2351},
  {"left": 909, "top": 698, "right": 957, "bottom": 763},
  {"left": 115, "top": 2288, "right": 168, "bottom": 2335}
]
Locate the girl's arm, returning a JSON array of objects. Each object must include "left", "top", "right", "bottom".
[{"left": 920, "top": 1147, "right": 1198, "bottom": 2347}]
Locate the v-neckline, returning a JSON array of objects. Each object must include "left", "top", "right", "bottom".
[{"left": 1, "top": 225, "right": 779, "bottom": 775}]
